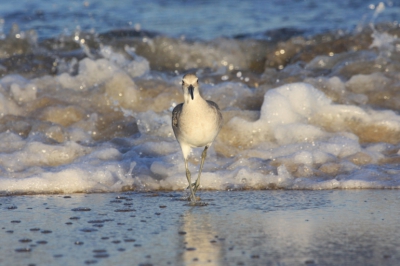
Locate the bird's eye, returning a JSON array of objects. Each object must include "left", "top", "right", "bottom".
[
  {"left": 196, "top": 79, "right": 199, "bottom": 84},
  {"left": 182, "top": 81, "right": 185, "bottom": 86}
]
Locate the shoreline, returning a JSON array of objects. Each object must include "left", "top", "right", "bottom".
[{"left": 1, "top": 190, "right": 399, "bottom": 265}]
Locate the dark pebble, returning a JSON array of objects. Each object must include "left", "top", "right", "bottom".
[
  {"left": 11, "top": 220, "right": 21, "bottom": 223},
  {"left": 7, "top": 206, "right": 18, "bottom": 210},
  {"left": 114, "top": 209, "right": 136, "bottom": 212},
  {"left": 186, "top": 247, "right": 196, "bottom": 251},
  {"left": 115, "top": 196, "right": 127, "bottom": 200},
  {"left": 36, "top": 241, "right": 47, "bottom": 245},
  {"left": 19, "top": 238, "right": 32, "bottom": 243},
  {"left": 88, "top": 220, "right": 105, "bottom": 224},
  {"left": 93, "top": 249, "right": 107, "bottom": 253},
  {"left": 94, "top": 253, "right": 109, "bottom": 259},
  {"left": 41, "top": 230, "right": 52, "bottom": 234},
  {"left": 75, "top": 241, "right": 84, "bottom": 245},
  {"left": 30, "top": 228, "right": 40, "bottom": 231},
  {"left": 178, "top": 231, "right": 187, "bottom": 235},
  {"left": 15, "top": 248, "right": 31, "bottom": 253},
  {"left": 70, "top": 217, "right": 80, "bottom": 220},
  {"left": 80, "top": 228, "right": 98, "bottom": 233},
  {"left": 84, "top": 260, "right": 98, "bottom": 265},
  {"left": 64, "top": 196, "right": 71, "bottom": 198},
  {"left": 72, "top": 207, "right": 91, "bottom": 212},
  {"left": 159, "top": 205, "right": 167, "bottom": 208}
]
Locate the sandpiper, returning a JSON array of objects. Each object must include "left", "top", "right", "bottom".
[{"left": 172, "top": 74, "right": 223, "bottom": 203}]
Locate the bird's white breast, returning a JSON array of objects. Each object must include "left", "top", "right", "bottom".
[{"left": 179, "top": 99, "right": 220, "bottom": 147}]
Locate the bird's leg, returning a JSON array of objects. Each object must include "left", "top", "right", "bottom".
[
  {"left": 185, "top": 159, "right": 196, "bottom": 202},
  {"left": 193, "top": 146, "right": 208, "bottom": 193}
]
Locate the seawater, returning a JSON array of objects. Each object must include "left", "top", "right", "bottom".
[
  {"left": 1, "top": 1, "right": 400, "bottom": 195},
  {"left": 1, "top": 0, "right": 399, "bottom": 40}
]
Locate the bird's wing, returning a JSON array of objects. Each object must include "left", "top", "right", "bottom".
[
  {"left": 206, "top": 100, "right": 220, "bottom": 110},
  {"left": 206, "top": 100, "right": 223, "bottom": 128},
  {"left": 172, "top": 103, "right": 183, "bottom": 128}
]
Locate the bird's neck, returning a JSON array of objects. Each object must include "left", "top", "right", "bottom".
[{"left": 184, "top": 92, "right": 205, "bottom": 105}]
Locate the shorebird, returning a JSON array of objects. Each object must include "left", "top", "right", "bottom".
[{"left": 172, "top": 74, "right": 223, "bottom": 203}]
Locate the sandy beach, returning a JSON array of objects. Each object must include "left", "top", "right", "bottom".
[{"left": 1, "top": 190, "right": 399, "bottom": 266}]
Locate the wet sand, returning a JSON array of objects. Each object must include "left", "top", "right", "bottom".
[{"left": 1, "top": 190, "right": 399, "bottom": 266}]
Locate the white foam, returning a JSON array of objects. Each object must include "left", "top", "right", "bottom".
[
  {"left": 2, "top": 51, "right": 400, "bottom": 195},
  {"left": 0, "top": 90, "right": 21, "bottom": 117},
  {"left": 346, "top": 73, "right": 390, "bottom": 93}
]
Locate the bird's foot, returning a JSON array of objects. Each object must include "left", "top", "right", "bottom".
[
  {"left": 188, "top": 201, "right": 208, "bottom": 207},
  {"left": 187, "top": 194, "right": 200, "bottom": 202}
]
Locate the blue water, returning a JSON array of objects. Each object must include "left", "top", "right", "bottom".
[{"left": 0, "top": 0, "right": 399, "bottom": 40}]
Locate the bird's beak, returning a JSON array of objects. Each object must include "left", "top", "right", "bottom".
[{"left": 188, "top": 85, "right": 194, "bottom": 100}]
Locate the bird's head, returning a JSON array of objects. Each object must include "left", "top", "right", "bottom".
[{"left": 182, "top": 73, "right": 199, "bottom": 102}]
